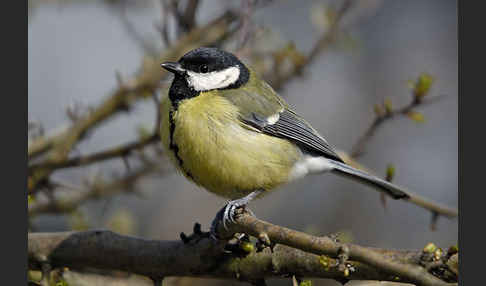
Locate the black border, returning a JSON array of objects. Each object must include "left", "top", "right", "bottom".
[
  {"left": 4, "top": 0, "right": 27, "bottom": 285},
  {"left": 3, "top": 0, "right": 28, "bottom": 284},
  {"left": 459, "top": 0, "right": 480, "bottom": 285}
]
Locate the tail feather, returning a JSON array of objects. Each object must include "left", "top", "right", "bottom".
[{"left": 329, "top": 160, "right": 410, "bottom": 200}]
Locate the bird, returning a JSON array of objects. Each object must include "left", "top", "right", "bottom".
[{"left": 160, "top": 47, "right": 410, "bottom": 235}]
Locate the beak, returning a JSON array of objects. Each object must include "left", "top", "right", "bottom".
[{"left": 161, "top": 62, "right": 186, "bottom": 75}]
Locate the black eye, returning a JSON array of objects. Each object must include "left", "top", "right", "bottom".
[{"left": 199, "top": 64, "right": 209, "bottom": 73}]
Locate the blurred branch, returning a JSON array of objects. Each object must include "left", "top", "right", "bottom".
[
  {"left": 28, "top": 11, "right": 237, "bottom": 194},
  {"left": 28, "top": 164, "right": 159, "bottom": 217},
  {"left": 236, "top": 0, "right": 255, "bottom": 50},
  {"left": 158, "top": 0, "right": 171, "bottom": 46},
  {"left": 180, "top": 0, "right": 200, "bottom": 32},
  {"left": 268, "top": 0, "right": 354, "bottom": 90},
  {"left": 28, "top": 214, "right": 458, "bottom": 285},
  {"left": 29, "top": 133, "right": 159, "bottom": 173},
  {"left": 118, "top": 2, "right": 159, "bottom": 55},
  {"left": 28, "top": 123, "right": 74, "bottom": 160},
  {"left": 166, "top": 0, "right": 200, "bottom": 36}
]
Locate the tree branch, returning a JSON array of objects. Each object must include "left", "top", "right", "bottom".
[
  {"left": 118, "top": 1, "right": 159, "bottom": 55},
  {"left": 222, "top": 212, "right": 458, "bottom": 286},
  {"left": 28, "top": 214, "right": 457, "bottom": 285},
  {"left": 345, "top": 72, "right": 456, "bottom": 226},
  {"left": 28, "top": 164, "right": 160, "bottom": 216},
  {"left": 167, "top": 0, "right": 200, "bottom": 35},
  {"left": 336, "top": 151, "right": 458, "bottom": 219},
  {"left": 350, "top": 94, "right": 445, "bottom": 158},
  {"left": 29, "top": 133, "right": 159, "bottom": 173},
  {"left": 268, "top": 0, "right": 354, "bottom": 91}
]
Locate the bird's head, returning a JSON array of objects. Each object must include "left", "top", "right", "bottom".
[{"left": 161, "top": 47, "right": 250, "bottom": 92}]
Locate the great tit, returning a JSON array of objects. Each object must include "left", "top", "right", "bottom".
[{"left": 160, "top": 47, "right": 410, "bottom": 231}]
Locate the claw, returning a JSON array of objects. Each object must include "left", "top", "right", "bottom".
[
  {"left": 222, "top": 203, "right": 233, "bottom": 229},
  {"left": 210, "top": 190, "right": 263, "bottom": 239}
]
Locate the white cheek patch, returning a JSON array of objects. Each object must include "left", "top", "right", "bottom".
[
  {"left": 186, "top": 66, "right": 240, "bottom": 91},
  {"left": 289, "top": 155, "right": 334, "bottom": 181}
]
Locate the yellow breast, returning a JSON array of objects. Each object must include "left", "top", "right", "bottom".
[{"left": 160, "top": 93, "right": 301, "bottom": 199}]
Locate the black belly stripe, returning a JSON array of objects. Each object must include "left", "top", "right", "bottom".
[{"left": 168, "top": 109, "right": 194, "bottom": 180}]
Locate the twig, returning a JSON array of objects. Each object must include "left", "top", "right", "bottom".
[
  {"left": 180, "top": 0, "right": 200, "bottom": 32},
  {"left": 269, "top": 0, "right": 354, "bottom": 91},
  {"left": 28, "top": 124, "right": 70, "bottom": 160},
  {"left": 344, "top": 91, "right": 455, "bottom": 225},
  {"left": 237, "top": 0, "right": 254, "bottom": 50},
  {"left": 337, "top": 151, "right": 458, "bottom": 218},
  {"left": 30, "top": 85, "right": 164, "bottom": 174},
  {"left": 168, "top": 0, "right": 200, "bottom": 35},
  {"left": 28, "top": 164, "right": 160, "bottom": 216},
  {"left": 350, "top": 94, "right": 445, "bottom": 158},
  {"left": 159, "top": 0, "right": 171, "bottom": 46},
  {"left": 118, "top": 2, "right": 159, "bottom": 55},
  {"left": 29, "top": 134, "right": 159, "bottom": 173}
]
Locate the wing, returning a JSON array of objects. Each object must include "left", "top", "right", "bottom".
[
  {"left": 258, "top": 109, "right": 344, "bottom": 162},
  {"left": 220, "top": 74, "right": 344, "bottom": 163}
]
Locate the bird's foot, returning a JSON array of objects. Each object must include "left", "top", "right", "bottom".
[{"left": 210, "top": 190, "right": 262, "bottom": 240}]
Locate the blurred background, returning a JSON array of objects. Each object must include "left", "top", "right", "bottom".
[{"left": 28, "top": 0, "right": 457, "bottom": 285}]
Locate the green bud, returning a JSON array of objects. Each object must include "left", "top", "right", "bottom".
[
  {"left": 386, "top": 164, "right": 395, "bottom": 182},
  {"left": 384, "top": 98, "right": 393, "bottom": 114},
  {"left": 434, "top": 248, "right": 443, "bottom": 260},
  {"left": 423, "top": 242, "right": 437, "bottom": 253},
  {"left": 56, "top": 280, "right": 69, "bottom": 286},
  {"left": 448, "top": 245, "right": 458, "bottom": 255},
  {"left": 406, "top": 111, "right": 425, "bottom": 123},
  {"left": 300, "top": 280, "right": 312, "bottom": 286},
  {"left": 343, "top": 268, "right": 349, "bottom": 277},
  {"left": 413, "top": 73, "right": 434, "bottom": 98},
  {"left": 318, "top": 255, "right": 331, "bottom": 270},
  {"left": 240, "top": 242, "right": 254, "bottom": 253}
]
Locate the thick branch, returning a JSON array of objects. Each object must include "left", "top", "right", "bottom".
[
  {"left": 29, "top": 215, "right": 457, "bottom": 285},
  {"left": 220, "top": 212, "right": 457, "bottom": 286}
]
